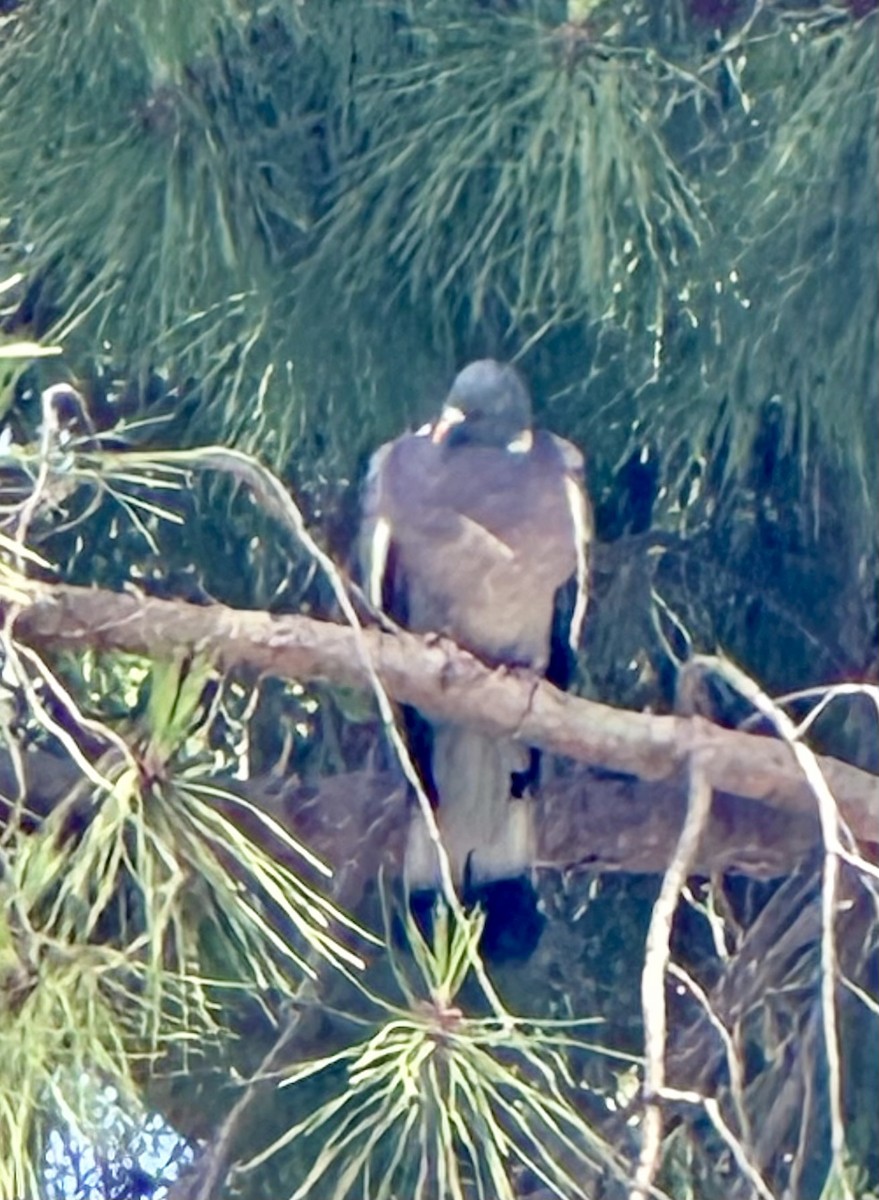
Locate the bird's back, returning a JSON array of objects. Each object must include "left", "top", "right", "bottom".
[{"left": 367, "top": 428, "right": 581, "bottom": 671}]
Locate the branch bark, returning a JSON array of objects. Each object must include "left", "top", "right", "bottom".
[{"left": 9, "top": 581, "right": 879, "bottom": 850}]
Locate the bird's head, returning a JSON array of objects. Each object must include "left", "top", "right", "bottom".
[{"left": 431, "top": 360, "right": 533, "bottom": 452}]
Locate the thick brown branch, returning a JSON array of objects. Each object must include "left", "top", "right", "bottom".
[{"left": 11, "top": 581, "right": 879, "bottom": 845}]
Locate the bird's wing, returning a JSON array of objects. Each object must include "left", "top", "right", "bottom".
[
  {"left": 552, "top": 434, "right": 593, "bottom": 655},
  {"left": 358, "top": 440, "right": 403, "bottom": 619}
]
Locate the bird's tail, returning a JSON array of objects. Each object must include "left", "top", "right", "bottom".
[{"left": 404, "top": 726, "right": 536, "bottom": 891}]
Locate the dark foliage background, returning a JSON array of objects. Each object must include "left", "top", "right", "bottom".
[{"left": 0, "top": 1, "right": 876, "bottom": 1197}]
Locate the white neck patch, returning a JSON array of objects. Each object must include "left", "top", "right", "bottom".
[{"left": 506, "top": 429, "right": 533, "bottom": 454}]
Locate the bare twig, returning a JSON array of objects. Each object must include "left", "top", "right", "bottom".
[
  {"left": 630, "top": 754, "right": 713, "bottom": 1200},
  {"left": 106, "top": 447, "right": 510, "bottom": 1026},
  {"left": 693, "top": 655, "right": 854, "bottom": 1200},
  {"left": 659, "top": 1087, "right": 775, "bottom": 1200},
  {"left": 667, "top": 962, "right": 750, "bottom": 1145}
]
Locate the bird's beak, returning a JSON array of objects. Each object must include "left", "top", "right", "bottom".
[{"left": 431, "top": 404, "right": 466, "bottom": 444}]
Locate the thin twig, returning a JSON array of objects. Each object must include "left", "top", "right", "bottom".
[
  {"left": 667, "top": 962, "right": 750, "bottom": 1146},
  {"left": 170, "top": 990, "right": 314, "bottom": 1200},
  {"left": 694, "top": 654, "right": 853, "bottom": 1200},
  {"left": 659, "top": 1087, "right": 775, "bottom": 1200},
  {"left": 110, "top": 446, "right": 511, "bottom": 1026},
  {"left": 630, "top": 753, "right": 713, "bottom": 1199}
]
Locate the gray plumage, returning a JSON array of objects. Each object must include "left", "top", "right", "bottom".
[{"left": 360, "top": 360, "right": 592, "bottom": 891}]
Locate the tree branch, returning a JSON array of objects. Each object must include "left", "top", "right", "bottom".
[{"left": 9, "top": 581, "right": 879, "bottom": 851}]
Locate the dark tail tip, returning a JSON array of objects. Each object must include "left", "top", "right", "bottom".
[
  {"left": 468, "top": 875, "right": 545, "bottom": 964},
  {"left": 407, "top": 875, "right": 545, "bottom": 965}
]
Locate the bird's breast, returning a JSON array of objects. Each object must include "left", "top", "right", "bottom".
[{"left": 385, "top": 435, "right": 579, "bottom": 669}]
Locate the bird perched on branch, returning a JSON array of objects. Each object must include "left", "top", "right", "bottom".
[{"left": 360, "top": 359, "right": 592, "bottom": 958}]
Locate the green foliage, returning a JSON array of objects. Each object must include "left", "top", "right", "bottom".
[
  {"left": 0, "top": 2, "right": 309, "bottom": 462},
  {"left": 694, "top": 15, "right": 878, "bottom": 489},
  {"left": 0, "top": 1, "right": 876, "bottom": 1196},
  {"left": 305, "top": 5, "right": 705, "bottom": 340},
  {"left": 0, "top": 594, "right": 369, "bottom": 1194},
  {"left": 1, "top": 0, "right": 875, "bottom": 520},
  {"left": 246, "top": 901, "right": 637, "bottom": 1200},
  {"left": 0, "top": 913, "right": 158, "bottom": 1200}
]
